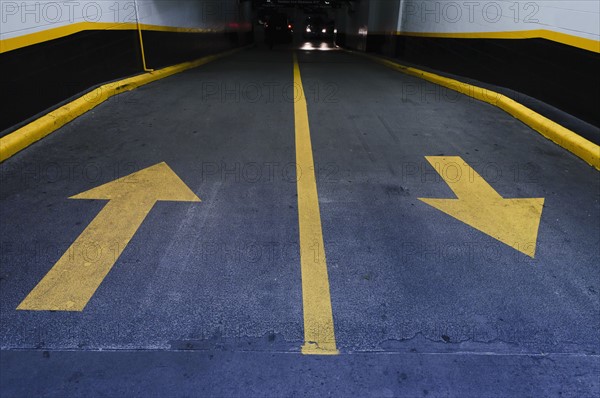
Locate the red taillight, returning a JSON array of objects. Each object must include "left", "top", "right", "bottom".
[{"left": 288, "top": 24, "right": 292, "bottom": 29}]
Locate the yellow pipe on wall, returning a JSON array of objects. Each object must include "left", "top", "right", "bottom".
[{"left": 134, "top": 0, "right": 153, "bottom": 72}]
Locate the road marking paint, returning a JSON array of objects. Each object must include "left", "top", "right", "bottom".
[
  {"left": 418, "top": 156, "right": 544, "bottom": 258},
  {"left": 17, "top": 162, "right": 200, "bottom": 311},
  {"left": 293, "top": 53, "right": 338, "bottom": 355}
]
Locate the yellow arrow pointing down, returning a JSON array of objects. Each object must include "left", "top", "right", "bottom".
[
  {"left": 17, "top": 162, "right": 200, "bottom": 311},
  {"left": 418, "top": 156, "right": 544, "bottom": 258}
]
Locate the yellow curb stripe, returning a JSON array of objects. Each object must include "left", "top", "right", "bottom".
[
  {"left": 0, "top": 45, "right": 250, "bottom": 163},
  {"left": 293, "top": 53, "right": 339, "bottom": 355},
  {"left": 355, "top": 51, "right": 600, "bottom": 170}
]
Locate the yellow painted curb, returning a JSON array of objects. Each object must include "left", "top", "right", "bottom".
[
  {"left": 0, "top": 22, "right": 227, "bottom": 54},
  {"left": 354, "top": 51, "right": 600, "bottom": 170},
  {"left": 0, "top": 45, "right": 250, "bottom": 162}
]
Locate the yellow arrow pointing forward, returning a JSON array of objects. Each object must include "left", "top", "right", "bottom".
[
  {"left": 418, "top": 156, "right": 544, "bottom": 258},
  {"left": 17, "top": 162, "right": 200, "bottom": 311}
]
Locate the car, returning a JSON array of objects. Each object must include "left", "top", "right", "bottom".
[
  {"left": 264, "top": 13, "right": 293, "bottom": 49},
  {"left": 303, "top": 16, "right": 335, "bottom": 40}
]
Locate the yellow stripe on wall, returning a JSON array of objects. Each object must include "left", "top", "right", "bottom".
[
  {"left": 2, "top": 22, "right": 598, "bottom": 54},
  {"left": 394, "top": 29, "right": 600, "bottom": 53},
  {"left": 0, "top": 22, "right": 224, "bottom": 54}
]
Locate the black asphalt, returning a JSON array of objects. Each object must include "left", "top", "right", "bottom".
[{"left": 1, "top": 45, "right": 599, "bottom": 397}]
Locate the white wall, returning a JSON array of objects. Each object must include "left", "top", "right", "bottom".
[
  {"left": 0, "top": 0, "right": 248, "bottom": 42},
  {"left": 334, "top": 0, "right": 598, "bottom": 49},
  {"left": 399, "top": 0, "right": 599, "bottom": 42}
]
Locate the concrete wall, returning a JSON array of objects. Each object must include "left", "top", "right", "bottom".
[
  {"left": 0, "top": 0, "right": 253, "bottom": 131},
  {"left": 335, "top": 0, "right": 599, "bottom": 52},
  {"left": 1, "top": 0, "right": 251, "bottom": 45},
  {"left": 398, "top": 0, "right": 599, "bottom": 43}
]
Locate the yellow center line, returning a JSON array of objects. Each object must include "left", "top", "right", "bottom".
[{"left": 293, "top": 53, "right": 339, "bottom": 355}]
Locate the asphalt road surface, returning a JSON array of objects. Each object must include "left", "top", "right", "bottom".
[{"left": 1, "top": 45, "right": 598, "bottom": 397}]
